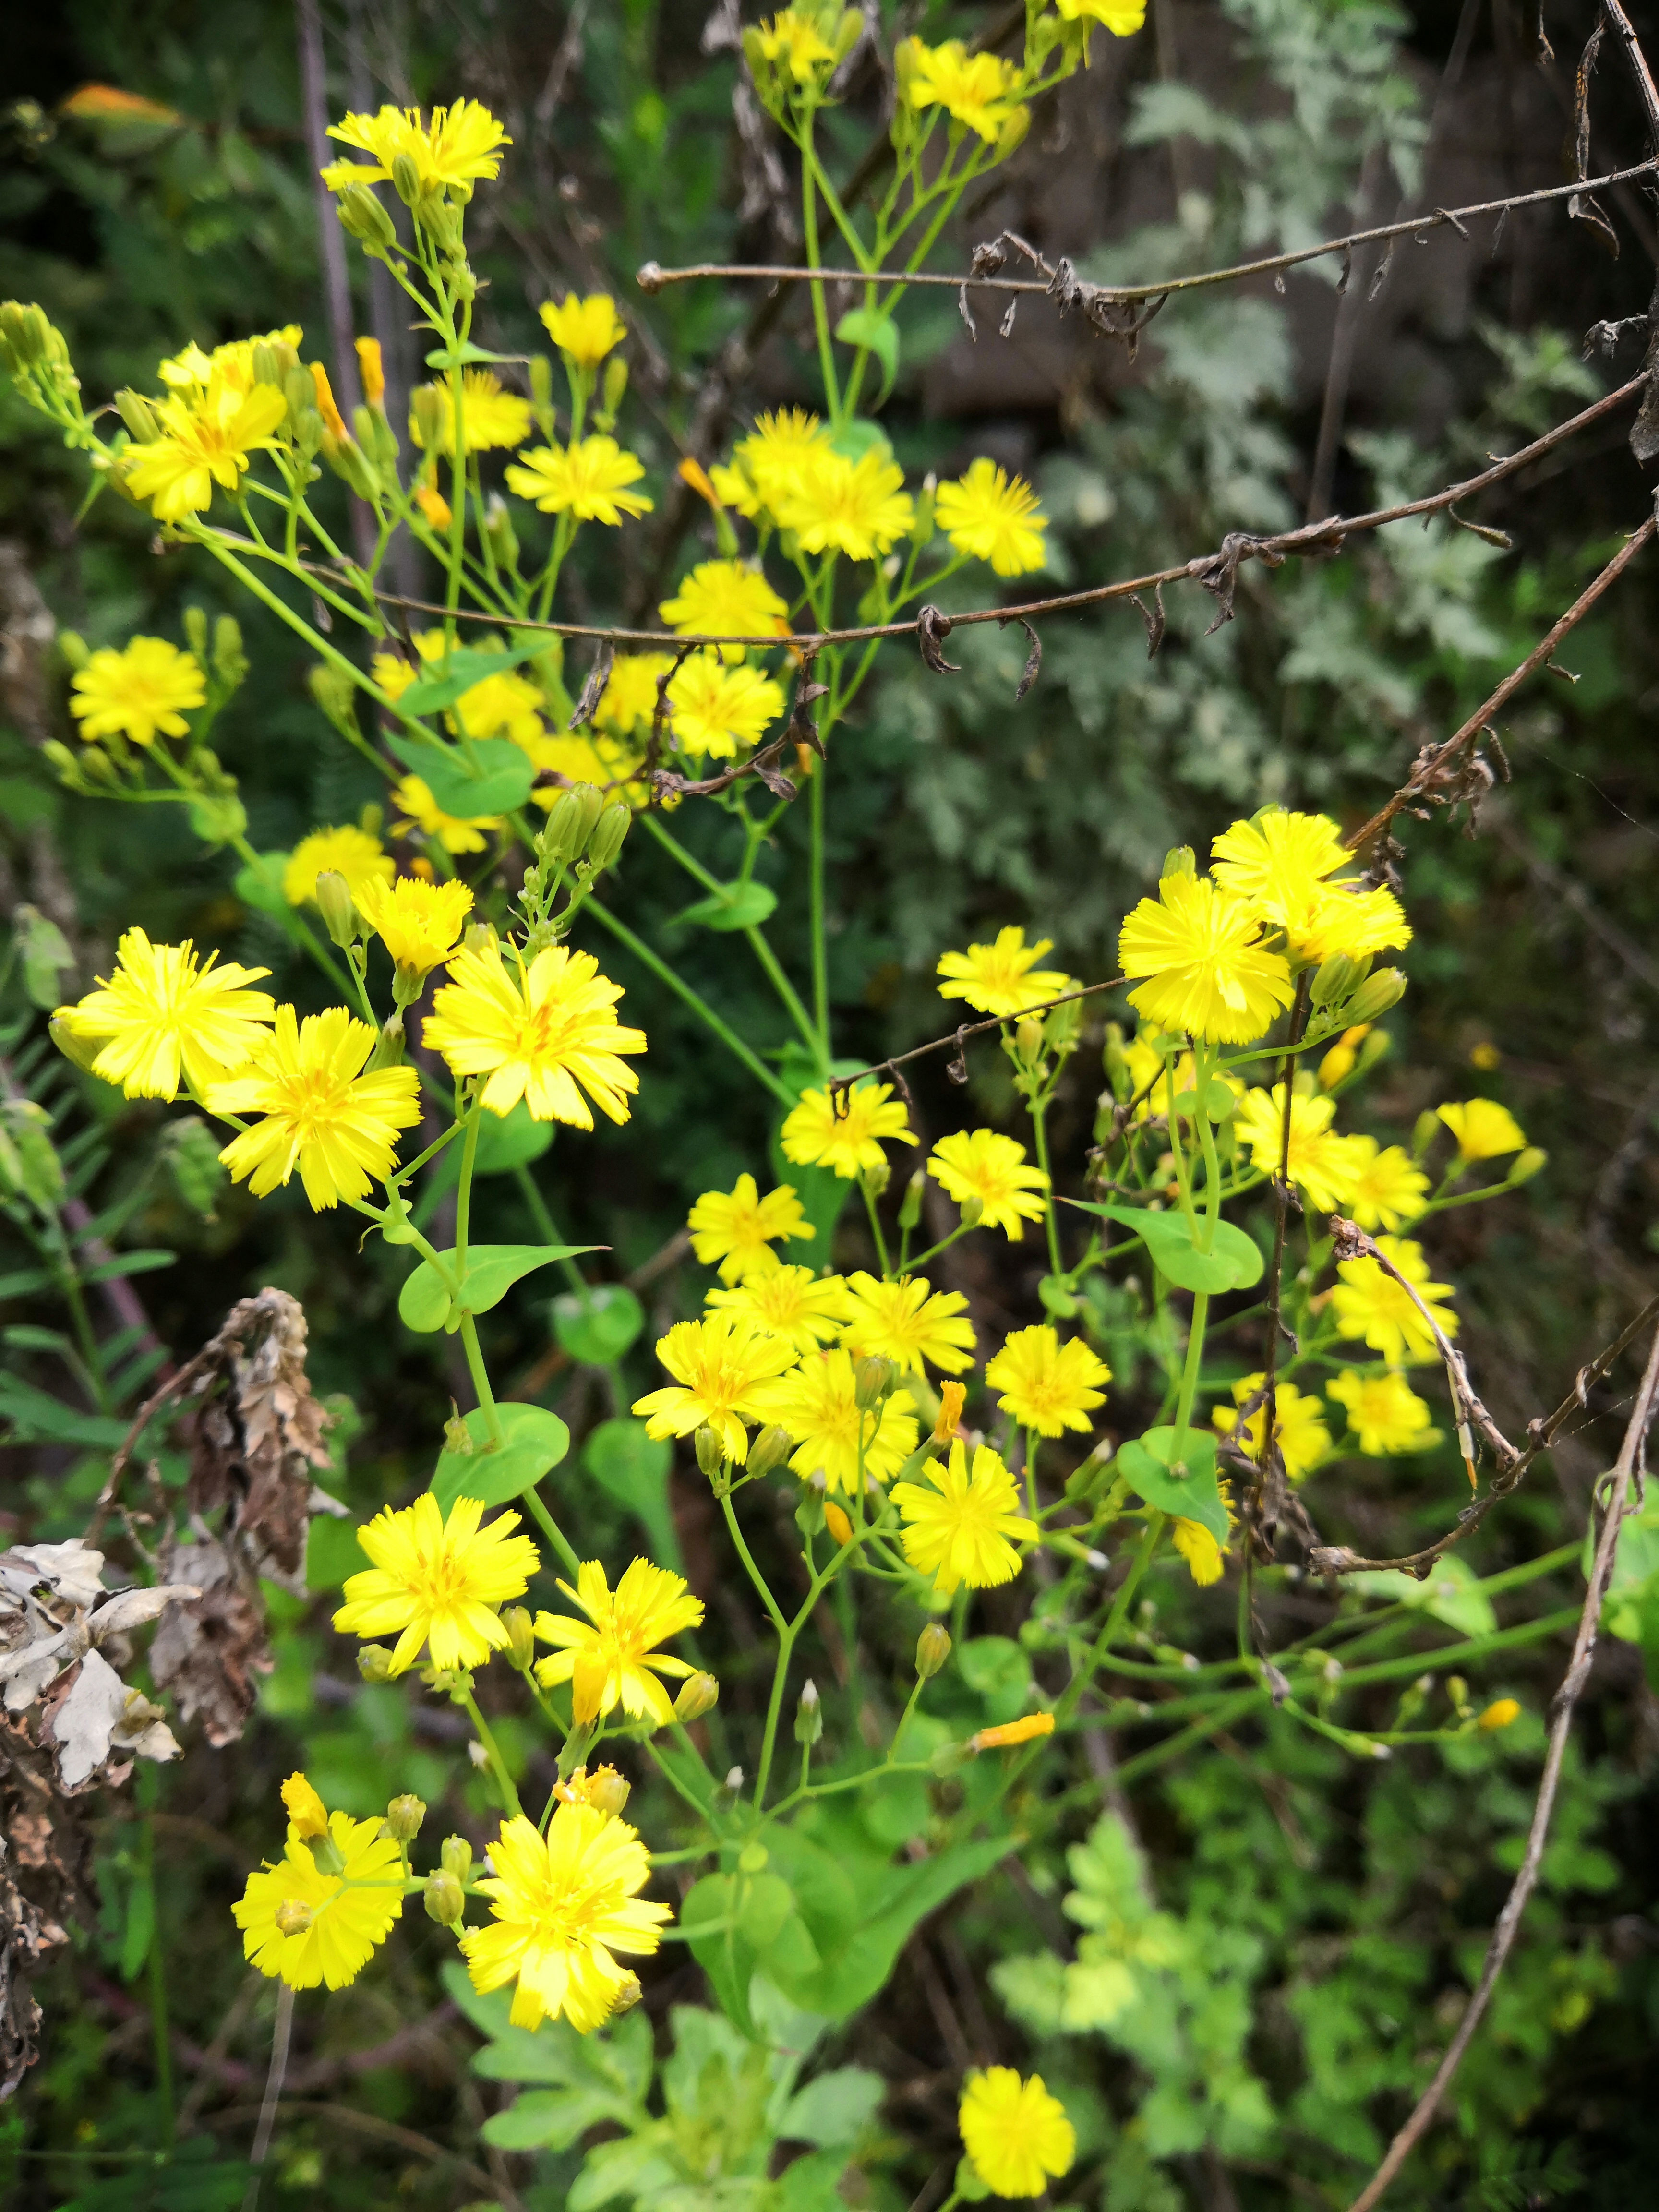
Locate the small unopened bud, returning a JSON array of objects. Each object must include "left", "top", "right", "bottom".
[
  {"left": 444, "top": 1406, "right": 474, "bottom": 1455},
  {"left": 56, "top": 629, "right": 90, "bottom": 673},
  {"left": 822, "top": 1499, "right": 853, "bottom": 1547},
  {"left": 897, "top": 1169, "right": 925, "bottom": 1232},
  {"left": 958, "top": 1194, "right": 985, "bottom": 1229},
  {"left": 441, "top": 1835, "right": 473, "bottom": 1881},
  {"left": 611, "top": 1970, "right": 643, "bottom": 2015},
  {"left": 929, "top": 1739, "right": 970, "bottom": 1778},
  {"left": 860, "top": 1156, "right": 891, "bottom": 1201},
  {"left": 0, "top": 301, "right": 52, "bottom": 369},
  {"left": 503, "top": 1605, "right": 535, "bottom": 1670},
  {"left": 673, "top": 1671, "right": 720, "bottom": 1724},
  {"left": 1014, "top": 1017, "right": 1044, "bottom": 1065},
  {"left": 597, "top": 354, "right": 629, "bottom": 429},
  {"left": 337, "top": 185, "right": 397, "bottom": 250},
  {"left": 934, "top": 1380, "right": 966, "bottom": 1444},
  {"left": 694, "top": 1425, "right": 727, "bottom": 1482},
  {"left": 356, "top": 1644, "right": 394, "bottom": 1683},
  {"left": 371, "top": 1010, "right": 406, "bottom": 1068},
  {"left": 586, "top": 1766, "right": 631, "bottom": 1817},
  {"left": 423, "top": 1868, "right": 465, "bottom": 1925},
  {"left": 1343, "top": 967, "right": 1406, "bottom": 1025},
  {"left": 114, "top": 388, "right": 159, "bottom": 443},
  {"left": 1161, "top": 845, "right": 1196, "bottom": 880},
  {"left": 1412, "top": 1108, "right": 1442, "bottom": 1159},
  {"left": 794, "top": 1678, "right": 823, "bottom": 1746},
  {"left": 854, "top": 1355, "right": 898, "bottom": 1411},
  {"left": 529, "top": 352, "right": 554, "bottom": 425},
  {"left": 390, "top": 151, "right": 423, "bottom": 208},
  {"left": 462, "top": 920, "right": 493, "bottom": 954},
  {"left": 312, "top": 869, "right": 358, "bottom": 948},
  {"left": 383, "top": 1793, "right": 426, "bottom": 1842},
  {"left": 482, "top": 491, "right": 519, "bottom": 571},
  {"left": 1507, "top": 1146, "right": 1547, "bottom": 1186},
  {"left": 586, "top": 801, "right": 630, "bottom": 872},
  {"left": 1310, "top": 952, "right": 1360, "bottom": 1008},
  {"left": 746, "top": 1424, "right": 793, "bottom": 1478},
  {"left": 541, "top": 781, "right": 604, "bottom": 863},
  {"left": 1477, "top": 1696, "right": 1521, "bottom": 1731},
  {"left": 916, "top": 1623, "right": 952, "bottom": 1679},
  {"left": 274, "top": 1899, "right": 314, "bottom": 1936}
]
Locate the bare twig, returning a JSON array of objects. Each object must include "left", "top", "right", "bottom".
[
  {"left": 827, "top": 978, "right": 1126, "bottom": 1104},
  {"left": 1601, "top": 0, "right": 1659, "bottom": 148},
  {"left": 1345, "top": 1322, "right": 1659, "bottom": 2212}
]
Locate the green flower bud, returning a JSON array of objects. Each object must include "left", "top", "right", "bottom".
[
  {"left": 383, "top": 1793, "right": 426, "bottom": 1842},
  {"left": 1014, "top": 1016, "right": 1045, "bottom": 1066},
  {"left": 423, "top": 1868, "right": 464, "bottom": 1925},
  {"left": 322, "top": 431, "right": 378, "bottom": 499},
  {"left": 694, "top": 1425, "right": 727, "bottom": 1482},
  {"left": 1161, "top": 845, "right": 1196, "bottom": 880},
  {"left": 586, "top": 801, "right": 630, "bottom": 873},
  {"left": 897, "top": 1169, "right": 925, "bottom": 1232},
  {"left": 854, "top": 1355, "right": 898, "bottom": 1411},
  {"left": 356, "top": 1644, "right": 394, "bottom": 1683},
  {"left": 213, "top": 616, "right": 247, "bottom": 687},
  {"left": 860, "top": 1155, "right": 891, "bottom": 1201},
  {"left": 585, "top": 1767, "right": 631, "bottom": 1817},
  {"left": 390, "top": 152, "right": 423, "bottom": 208},
  {"left": 114, "top": 388, "right": 159, "bottom": 443},
  {"left": 673, "top": 1671, "right": 721, "bottom": 1723},
  {"left": 611, "top": 1970, "right": 643, "bottom": 2014},
  {"left": 595, "top": 355, "right": 629, "bottom": 433},
  {"left": 929, "top": 1738, "right": 970, "bottom": 1778},
  {"left": 793, "top": 1677, "right": 823, "bottom": 1746},
  {"left": 440, "top": 1835, "right": 473, "bottom": 1881},
  {"left": 56, "top": 630, "right": 89, "bottom": 673},
  {"left": 482, "top": 491, "right": 519, "bottom": 572},
  {"left": 1342, "top": 967, "right": 1406, "bottom": 1025},
  {"left": 540, "top": 781, "right": 604, "bottom": 863},
  {"left": 283, "top": 363, "right": 318, "bottom": 426},
  {"left": 503, "top": 1605, "right": 536, "bottom": 1670},
  {"left": 1412, "top": 1108, "right": 1440, "bottom": 1159},
  {"left": 746, "top": 1424, "right": 793, "bottom": 1479},
  {"left": 0, "top": 301, "right": 52, "bottom": 371},
  {"left": 1310, "top": 952, "right": 1361, "bottom": 1008},
  {"left": 312, "top": 870, "right": 358, "bottom": 949},
  {"left": 529, "top": 353, "right": 554, "bottom": 430},
  {"left": 916, "top": 1622, "right": 952, "bottom": 1679},
  {"left": 337, "top": 186, "right": 397, "bottom": 251},
  {"left": 958, "top": 1193, "right": 985, "bottom": 1228},
  {"left": 1507, "top": 1145, "right": 1547, "bottom": 1185}
]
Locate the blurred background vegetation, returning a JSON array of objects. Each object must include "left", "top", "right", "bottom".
[{"left": 2, "top": 1, "right": 1658, "bottom": 2206}]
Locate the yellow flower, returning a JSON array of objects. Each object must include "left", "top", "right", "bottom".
[
  {"left": 898, "top": 39, "right": 1028, "bottom": 143},
  {"left": 424, "top": 941, "right": 646, "bottom": 1127},
  {"left": 665, "top": 649, "right": 785, "bottom": 759},
  {"left": 356, "top": 336, "right": 385, "bottom": 405},
  {"left": 123, "top": 376, "right": 288, "bottom": 521},
  {"left": 156, "top": 326, "right": 301, "bottom": 396},
  {"left": 1055, "top": 0, "right": 1147, "bottom": 29},
  {"left": 774, "top": 445, "right": 914, "bottom": 561},
  {"left": 533, "top": 1558, "right": 703, "bottom": 1724},
  {"left": 1232, "top": 1084, "right": 1368, "bottom": 1214},
  {"left": 749, "top": 1346, "right": 919, "bottom": 1494},
  {"left": 1326, "top": 1368, "right": 1439, "bottom": 1455},
  {"left": 928, "top": 1128, "right": 1048, "bottom": 1239},
  {"left": 752, "top": 9, "right": 838, "bottom": 82},
  {"left": 937, "top": 926, "right": 1070, "bottom": 1020},
  {"left": 841, "top": 1271, "right": 975, "bottom": 1377},
  {"left": 333, "top": 1492, "right": 540, "bottom": 1674},
  {"left": 934, "top": 458, "right": 1047, "bottom": 577},
  {"left": 355, "top": 874, "right": 473, "bottom": 980},
  {"left": 391, "top": 773, "right": 501, "bottom": 854},
  {"left": 408, "top": 369, "right": 532, "bottom": 455},
  {"left": 69, "top": 636, "right": 204, "bottom": 745},
  {"left": 1173, "top": 1517, "right": 1225, "bottom": 1586},
  {"left": 985, "top": 1325, "right": 1108, "bottom": 1436},
  {"left": 53, "top": 929, "right": 274, "bottom": 1102},
  {"left": 282, "top": 824, "right": 395, "bottom": 908},
  {"left": 659, "top": 559, "right": 790, "bottom": 661},
  {"left": 1331, "top": 1235, "right": 1456, "bottom": 1365},
  {"left": 1212, "top": 1372, "right": 1330, "bottom": 1480},
  {"left": 724, "top": 408, "right": 830, "bottom": 517},
  {"left": 892, "top": 1439, "right": 1037, "bottom": 1596},
  {"left": 1436, "top": 1098, "right": 1526, "bottom": 1162},
  {"left": 233, "top": 1792, "right": 403, "bottom": 1991},
  {"left": 781, "top": 1082, "right": 913, "bottom": 1180},
  {"left": 1211, "top": 809, "right": 1409, "bottom": 964},
  {"left": 959, "top": 2068, "right": 1076, "bottom": 2200},
  {"left": 1119, "top": 1025, "right": 1197, "bottom": 1119},
  {"left": 505, "top": 437, "right": 653, "bottom": 524},
  {"left": 308, "top": 361, "right": 348, "bottom": 440},
  {"left": 631, "top": 1312, "right": 800, "bottom": 1464},
  {"left": 322, "top": 100, "right": 509, "bottom": 193},
  {"left": 707, "top": 1267, "right": 852, "bottom": 1357},
  {"left": 687, "top": 1173, "right": 814, "bottom": 1282},
  {"left": 596, "top": 654, "right": 674, "bottom": 735},
  {"left": 1118, "top": 872, "right": 1293, "bottom": 1045},
  {"left": 1477, "top": 1697, "right": 1521, "bottom": 1731},
  {"left": 1344, "top": 1137, "right": 1428, "bottom": 1232},
  {"left": 461, "top": 1806, "right": 668, "bottom": 2034},
  {"left": 209, "top": 1005, "right": 421, "bottom": 1210},
  {"left": 935, "top": 1379, "right": 967, "bottom": 1442},
  {"left": 539, "top": 293, "right": 627, "bottom": 371},
  {"left": 970, "top": 1713, "right": 1054, "bottom": 1752}
]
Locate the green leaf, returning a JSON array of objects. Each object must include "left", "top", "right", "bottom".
[
  {"left": 482, "top": 2085, "right": 628, "bottom": 2151},
  {"left": 13, "top": 904, "right": 74, "bottom": 1009},
  {"left": 1349, "top": 1554, "right": 1499, "bottom": 1640},
  {"left": 780, "top": 2067, "right": 884, "bottom": 2147},
  {"left": 305, "top": 1512, "right": 369, "bottom": 1593},
  {"left": 833, "top": 311, "right": 900, "bottom": 405},
  {"left": 81, "top": 1249, "right": 175, "bottom": 1284},
  {"left": 474, "top": 1099, "right": 554, "bottom": 1175},
  {"left": 392, "top": 639, "right": 550, "bottom": 717},
  {"left": 582, "top": 1417, "right": 679, "bottom": 1567},
  {"left": 553, "top": 1283, "right": 645, "bottom": 1366},
  {"left": 670, "top": 879, "right": 779, "bottom": 933},
  {"left": 399, "top": 1241, "right": 600, "bottom": 1333},
  {"left": 431, "top": 1401, "right": 570, "bottom": 1513},
  {"left": 1068, "top": 1200, "right": 1264, "bottom": 1292},
  {"left": 384, "top": 731, "right": 533, "bottom": 818},
  {"left": 776, "top": 2146, "right": 858, "bottom": 2212},
  {"left": 1116, "top": 1427, "right": 1230, "bottom": 1541},
  {"left": 958, "top": 1635, "right": 1033, "bottom": 1722},
  {"left": 233, "top": 851, "right": 291, "bottom": 916},
  {"left": 567, "top": 2132, "right": 677, "bottom": 2212},
  {"left": 424, "top": 341, "right": 523, "bottom": 370}
]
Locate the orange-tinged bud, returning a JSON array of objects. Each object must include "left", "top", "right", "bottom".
[
  {"left": 355, "top": 335, "right": 385, "bottom": 406},
  {"left": 280, "top": 1772, "right": 328, "bottom": 1839},
  {"left": 934, "top": 1381, "right": 966, "bottom": 1444},
  {"left": 677, "top": 455, "right": 721, "bottom": 507},
  {"left": 1477, "top": 1697, "right": 1521, "bottom": 1732},
  {"left": 970, "top": 1711, "right": 1055, "bottom": 1753},
  {"left": 415, "top": 481, "right": 452, "bottom": 529},
  {"left": 822, "top": 1500, "right": 854, "bottom": 1547},
  {"left": 308, "top": 360, "right": 348, "bottom": 441}
]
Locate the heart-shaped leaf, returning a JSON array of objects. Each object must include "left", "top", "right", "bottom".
[
  {"left": 473, "top": 1100, "right": 555, "bottom": 1176},
  {"left": 833, "top": 312, "right": 900, "bottom": 406},
  {"left": 432, "top": 1401, "right": 570, "bottom": 1513},
  {"left": 400, "top": 1242, "right": 601, "bottom": 1333},
  {"left": 1068, "top": 1201, "right": 1263, "bottom": 1293},
  {"left": 582, "top": 1417, "right": 679, "bottom": 1566},
  {"left": 392, "top": 639, "right": 550, "bottom": 718},
  {"left": 1116, "top": 1426, "right": 1230, "bottom": 1541},
  {"left": 670, "top": 879, "right": 778, "bottom": 933},
  {"left": 233, "top": 851, "right": 291, "bottom": 917},
  {"left": 385, "top": 732, "right": 534, "bottom": 819},
  {"left": 552, "top": 1283, "right": 644, "bottom": 1366}
]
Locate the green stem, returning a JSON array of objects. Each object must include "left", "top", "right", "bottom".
[
  {"left": 511, "top": 1164, "right": 589, "bottom": 1297},
  {"left": 523, "top": 1484, "right": 582, "bottom": 1578},
  {"left": 809, "top": 760, "right": 830, "bottom": 1050},
  {"left": 1170, "top": 1292, "right": 1209, "bottom": 1468},
  {"left": 860, "top": 1180, "right": 891, "bottom": 1276},
  {"left": 754, "top": 1619, "right": 799, "bottom": 1809},
  {"left": 458, "top": 1313, "right": 505, "bottom": 1450},
  {"left": 455, "top": 1104, "right": 481, "bottom": 1276},
  {"left": 745, "top": 927, "right": 822, "bottom": 1063},
  {"left": 586, "top": 899, "right": 794, "bottom": 1107},
  {"left": 720, "top": 1490, "right": 789, "bottom": 1639},
  {"left": 458, "top": 1685, "right": 521, "bottom": 1817},
  {"left": 1029, "top": 1090, "right": 1064, "bottom": 1278}
]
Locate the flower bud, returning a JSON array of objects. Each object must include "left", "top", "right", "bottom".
[
  {"left": 1507, "top": 1146, "right": 1547, "bottom": 1186},
  {"left": 1412, "top": 1108, "right": 1441, "bottom": 1159},
  {"left": 283, "top": 362, "right": 319, "bottom": 427},
  {"left": 897, "top": 1169, "right": 925, "bottom": 1232},
  {"left": 929, "top": 1738, "right": 970, "bottom": 1778},
  {"left": 1014, "top": 1017, "right": 1044, "bottom": 1066},
  {"left": 794, "top": 1677, "right": 823, "bottom": 1746},
  {"left": 462, "top": 920, "right": 493, "bottom": 954},
  {"left": 274, "top": 1899, "right": 314, "bottom": 1936},
  {"left": 1477, "top": 1696, "right": 1520, "bottom": 1731},
  {"left": 410, "top": 384, "right": 449, "bottom": 454},
  {"left": 586, "top": 801, "right": 630, "bottom": 873},
  {"left": 860, "top": 1156, "right": 891, "bottom": 1201},
  {"left": 390, "top": 151, "right": 423, "bottom": 208},
  {"left": 1310, "top": 952, "right": 1360, "bottom": 1008},
  {"left": 503, "top": 1605, "right": 536, "bottom": 1670},
  {"left": 529, "top": 352, "right": 554, "bottom": 428},
  {"left": 322, "top": 430, "right": 379, "bottom": 500},
  {"left": 541, "top": 781, "right": 605, "bottom": 863},
  {"left": 312, "top": 869, "right": 358, "bottom": 949},
  {"left": 673, "top": 1671, "right": 720, "bottom": 1723},
  {"left": 371, "top": 1010, "right": 406, "bottom": 1067},
  {"left": 585, "top": 1766, "right": 631, "bottom": 1817},
  {"left": 595, "top": 354, "right": 629, "bottom": 432},
  {"left": 958, "top": 1194, "right": 985, "bottom": 1229},
  {"left": 337, "top": 185, "right": 397, "bottom": 251},
  {"left": 440, "top": 1834, "right": 473, "bottom": 1882},
  {"left": 611, "top": 1971, "right": 643, "bottom": 2015},
  {"left": 694, "top": 1425, "right": 727, "bottom": 1482},
  {"left": 0, "top": 300, "right": 52, "bottom": 370},
  {"left": 1342, "top": 967, "right": 1406, "bottom": 1025},
  {"left": 934, "top": 1380, "right": 966, "bottom": 1444},
  {"left": 746, "top": 1424, "right": 793, "bottom": 1478},
  {"left": 114, "top": 388, "right": 159, "bottom": 443},
  {"left": 916, "top": 1622, "right": 952, "bottom": 1679},
  {"left": 356, "top": 1644, "right": 394, "bottom": 1683},
  {"left": 56, "top": 629, "right": 89, "bottom": 673},
  {"left": 444, "top": 1405, "right": 474, "bottom": 1455},
  {"left": 423, "top": 1868, "right": 465, "bottom": 1925},
  {"left": 482, "top": 491, "right": 519, "bottom": 571},
  {"left": 822, "top": 1499, "right": 853, "bottom": 1547},
  {"left": 1161, "top": 845, "right": 1196, "bottom": 880},
  {"left": 213, "top": 615, "right": 246, "bottom": 687},
  {"left": 355, "top": 336, "right": 385, "bottom": 407},
  {"left": 383, "top": 1792, "right": 426, "bottom": 1842},
  {"left": 853, "top": 1355, "right": 898, "bottom": 1411}
]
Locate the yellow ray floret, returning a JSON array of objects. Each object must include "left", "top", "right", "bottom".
[
  {"left": 408, "top": 369, "right": 532, "bottom": 455},
  {"left": 283, "top": 824, "right": 395, "bottom": 908},
  {"left": 1436, "top": 1097, "right": 1526, "bottom": 1161},
  {"left": 505, "top": 437, "right": 653, "bottom": 523},
  {"left": 533, "top": 1558, "right": 704, "bottom": 1724},
  {"left": 1232, "top": 1084, "right": 1369, "bottom": 1214},
  {"left": 928, "top": 1128, "right": 1048, "bottom": 1239},
  {"left": 391, "top": 773, "right": 501, "bottom": 855},
  {"left": 1212, "top": 1373, "right": 1330, "bottom": 1480},
  {"left": 333, "top": 1492, "right": 541, "bottom": 1675},
  {"left": 1327, "top": 1368, "right": 1439, "bottom": 1456},
  {"left": 54, "top": 929, "right": 275, "bottom": 1102},
  {"left": 707, "top": 1267, "right": 852, "bottom": 1358},
  {"left": 840, "top": 1271, "right": 975, "bottom": 1377},
  {"left": 460, "top": 1805, "right": 668, "bottom": 2034},
  {"left": 210, "top": 1005, "right": 421, "bottom": 1211},
  {"left": 665, "top": 649, "right": 784, "bottom": 759},
  {"left": 233, "top": 1786, "right": 403, "bottom": 1991},
  {"left": 322, "top": 100, "right": 509, "bottom": 193},
  {"left": 897, "top": 39, "right": 1028, "bottom": 143},
  {"left": 959, "top": 2068, "right": 1076, "bottom": 2199},
  {"left": 937, "top": 926, "right": 1071, "bottom": 1021},
  {"left": 70, "top": 636, "right": 204, "bottom": 745},
  {"left": 984, "top": 1324, "right": 1109, "bottom": 1437},
  {"left": 773, "top": 445, "right": 914, "bottom": 561},
  {"left": 934, "top": 458, "right": 1047, "bottom": 577},
  {"left": 632, "top": 1312, "right": 800, "bottom": 1464},
  {"left": 780, "top": 1082, "right": 913, "bottom": 1180},
  {"left": 687, "top": 1173, "right": 814, "bottom": 1282},
  {"left": 539, "top": 293, "right": 627, "bottom": 370},
  {"left": 658, "top": 559, "right": 790, "bottom": 661},
  {"left": 355, "top": 873, "right": 473, "bottom": 979},
  {"left": 423, "top": 941, "right": 646, "bottom": 1127},
  {"left": 748, "top": 1346, "right": 920, "bottom": 1494},
  {"left": 893, "top": 1439, "right": 1037, "bottom": 1596},
  {"left": 1330, "top": 1235, "right": 1457, "bottom": 1366},
  {"left": 1118, "top": 871, "right": 1293, "bottom": 1045},
  {"left": 1343, "top": 1136, "right": 1428, "bottom": 1232},
  {"left": 123, "top": 375, "right": 288, "bottom": 521}
]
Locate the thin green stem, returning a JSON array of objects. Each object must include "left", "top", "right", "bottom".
[
  {"left": 808, "top": 761, "right": 830, "bottom": 1049},
  {"left": 1170, "top": 1292, "right": 1210, "bottom": 1467},
  {"left": 586, "top": 899, "right": 794, "bottom": 1106},
  {"left": 458, "top": 1685, "right": 521, "bottom": 1817},
  {"left": 458, "top": 1313, "right": 505, "bottom": 1450},
  {"left": 745, "top": 927, "right": 822, "bottom": 1062},
  {"left": 1029, "top": 1091, "right": 1064, "bottom": 1277},
  {"left": 454, "top": 1105, "right": 481, "bottom": 1276},
  {"left": 512, "top": 1165, "right": 590, "bottom": 1297},
  {"left": 523, "top": 1484, "right": 582, "bottom": 1578},
  {"left": 720, "top": 1491, "right": 789, "bottom": 1638}
]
